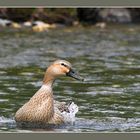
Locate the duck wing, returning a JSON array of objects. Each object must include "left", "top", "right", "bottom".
[
  {"left": 54, "top": 100, "right": 79, "bottom": 114},
  {"left": 54, "top": 100, "right": 70, "bottom": 113},
  {"left": 54, "top": 100, "right": 79, "bottom": 124}
]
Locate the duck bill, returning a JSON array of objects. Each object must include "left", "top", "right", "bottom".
[{"left": 66, "top": 69, "right": 84, "bottom": 81}]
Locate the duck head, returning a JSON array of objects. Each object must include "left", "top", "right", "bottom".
[{"left": 43, "top": 60, "right": 84, "bottom": 84}]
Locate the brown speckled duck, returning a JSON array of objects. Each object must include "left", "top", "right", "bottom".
[{"left": 15, "top": 60, "right": 84, "bottom": 126}]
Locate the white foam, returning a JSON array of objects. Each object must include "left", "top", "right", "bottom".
[{"left": 61, "top": 102, "right": 79, "bottom": 124}]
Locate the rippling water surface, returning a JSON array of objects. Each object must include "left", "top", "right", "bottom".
[{"left": 0, "top": 24, "right": 140, "bottom": 132}]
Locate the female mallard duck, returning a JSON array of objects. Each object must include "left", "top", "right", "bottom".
[{"left": 15, "top": 60, "right": 84, "bottom": 127}]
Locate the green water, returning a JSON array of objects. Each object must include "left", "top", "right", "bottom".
[{"left": 0, "top": 24, "right": 140, "bottom": 132}]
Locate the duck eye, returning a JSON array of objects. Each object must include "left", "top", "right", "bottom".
[{"left": 61, "top": 63, "right": 67, "bottom": 67}]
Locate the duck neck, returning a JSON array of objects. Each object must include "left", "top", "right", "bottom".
[
  {"left": 43, "top": 74, "right": 55, "bottom": 90},
  {"left": 41, "top": 74, "right": 55, "bottom": 119}
]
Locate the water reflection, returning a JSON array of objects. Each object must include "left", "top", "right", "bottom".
[{"left": 0, "top": 25, "right": 140, "bottom": 132}]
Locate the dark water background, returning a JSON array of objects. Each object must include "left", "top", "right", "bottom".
[{"left": 0, "top": 24, "right": 140, "bottom": 132}]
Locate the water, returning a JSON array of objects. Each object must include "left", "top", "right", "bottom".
[{"left": 0, "top": 24, "right": 140, "bottom": 132}]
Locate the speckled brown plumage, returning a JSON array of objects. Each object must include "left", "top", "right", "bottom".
[{"left": 15, "top": 60, "right": 82, "bottom": 126}]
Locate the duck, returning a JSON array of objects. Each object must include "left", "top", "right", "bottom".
[
  {"left": 23, "top": 21, "right": 32, "bottom": 27},
  {"left": 15, "top": 60, "right": 84, "bottom": 127},
  {"left": 32, "top": 21, "right": 56, "bottom": 32},
  {"left": 95, "top": 22, "right": 107, "bottom": 29},
  {"left": 0, "top": 18, "right": 12, "bottom": 27},
  {"left": 10, "top": 22, "right": 21, "bottom": 29},
  {"left": 0, "top": 19, "right": 21, "bottom": 29}
]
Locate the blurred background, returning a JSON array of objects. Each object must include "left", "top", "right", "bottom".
[
  {"left": 0, "top": 8, "right": 140, "bottom": 25},
  {"left": 0, "top": 8, "right": 140, "bottom": 132}
]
